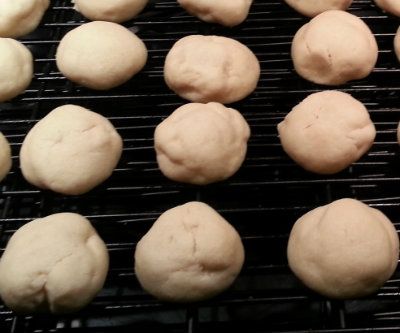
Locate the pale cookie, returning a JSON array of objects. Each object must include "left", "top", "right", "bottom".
[
  {"left": 178, "top": 0, "right": 253, "bottom": 26},
  {"left": 155, "top": 102, "right": 250, "bottom": 185},
  {"left": 288, "top": 198, "right": 399, "bottom": 299},
  {"left": 394, "top": 27, "right": 400, "bottom": 63},
  {"left": 0, "top": 213, "right": 109, "bottom": 313},
  {"left": 135, "top": 202, "right": 245, "bottom": 302},
  {"left": 164, "top": 35, "right": 260, "bottom": 104},
  {"left": 56, "top": 21, "right": 148, "bottom": 90},
  {"left": 278, "top": 91, "right": 376, "bottom": 174},
  {"left": 0, "top": 38, "right": 33, "bottom": 102},
  {"left": 284, "top": 0, "right": 353, "bottom": 17},
  {"left": 20, "top": 105, "right": 123, "bottom": 195},
  {"left": 73, "top": 0, "right": 148, "bottom": 23},
  {"left": 0, "top": 0, "right": 49, "bottom": 38},
  {"left": 291, "top": 10, "right": 378, "bottom": 85},
  {"left": 374, "top": 0, "right": 400, "bottom": 17},
  {"left": 397, "top": 120, "right": 400, "bottom": 144},
  {"left": 0, "top": 132, "right": 12, "bottom": 182}
]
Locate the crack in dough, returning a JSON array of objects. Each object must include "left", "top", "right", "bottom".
[
  {"left": 277, "top": 91, "right": 376, "bottom": 174},
  {"left": 134, "top": 202, "right": 245, "bottom": 302},
  {"left": 20, "top": 104, "right": 123, "bottom": 195},
  {"left": 291, "top": 10, "right": 378, "bottom": 85},
  {"left": 288, "top": 198, "right": 399, "bottom": 299},
  {"left": 0, "top": 213, "right": 109, "bottom": 314}
]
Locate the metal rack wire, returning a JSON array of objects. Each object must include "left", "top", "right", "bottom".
[{"left": 1, "top": 0, "right": 400, "bottom": 332}]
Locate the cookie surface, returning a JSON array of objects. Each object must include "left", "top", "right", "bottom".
[
  {"left": 73, "top": 0, "right": 148, "bottom": 23},
  {"left": 284, "top": 0, "right": 353, "bottom": 17},
  {"left": 178, "top": 0, "right": 253, "bottom": 26}
]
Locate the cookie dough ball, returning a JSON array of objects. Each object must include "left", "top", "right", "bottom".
[
  {"left": 135, "top": 202, "right": 245, "bottom": 302},
  {"left": 164, "top": 35, "right": 260, "bottom": 104},
  {"left": 155, "top": 103, "right": 250, "bottom": 185},
  {"left": 56, "top": 21, "right": 147, "bottom": 90},
  {"left": 284, "top": 0, "right": 353, "bottom": 17},
  {"left": 178, "top": 0, "right": 253, "bottom": 27},
  {"left": 0, "top": 38, "right": 33, "bottom": 102},
  {"left": 73, "top": 0, "right": 148, "bottom": 23},
  {"left": 0, "top": 133, "right": 12, "bottom": 182},
  {"left": 394, "top": 27, "right": 400, "bottom": 62},
  {"left": 0, "top": 213, "right": 109, "bottom": 313},
  {"left": 20, "top": 105, "right": 123, "bottom": 195},
  {"left": 291, "top": 10, "right": 378, "bottom": 85},
  {"left": 0, "top": 0, "right": 49, "bottom": 38},
  {"left": 288, "top": 199, "right": 399, "bottom": 299},
  {"left": 278, "top": 91, "right": 375, "bottom": 174},
  {"left": 397, "top": 120, "right": 400, "bottom": 144},
  {"left": 374, "top": 0, "right": 400, "bottom": 16}
]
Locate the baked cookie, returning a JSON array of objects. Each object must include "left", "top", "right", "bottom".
[
  {"left": 0, "top": 213, "right": 109, "bottom": 313},
  {"left": 73, "top": 0, "right": 148, "bottom": 23},
  {"left": 278, "top": 91, "right": 376, "bottom": 174},
  {"left": 284, "top": 0, "right": 353, "bottom": 17},
  {"left": 178, "top": 0, "right": 253, "bottom": 26},
  {"left": 155, "top": 102, "right": 250, "bottom": 185},
  {"left": 0, "top": 132, "right": 12, "bottom": 182},
  {"left": 374, "top": 0, "right": 400, "bottom": 16},
  {"left": 20, "top": 105, "right": 123, "bottom": 195},
  {"left": 164, "top": 35, "right": 260, "bottom": 104},
  {"left": 56, "top": 21, "right": 147, "bottom": 90},
  {"left": 135, "top": 202, "right": 245, "bottom": 302},
  {"left": 291, "top": 10, "right": 378, "bottom": 85},
  {"left": 0, "top": 0, "right": 49, "bottom": 38},
  {"left": 288, "top": 198, "right": 399, "bottom": 299},
  {"left": 0, "top": 38, "right": 33, "bottom": 102}
]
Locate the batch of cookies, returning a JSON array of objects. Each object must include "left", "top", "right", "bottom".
[{"left": 0, "top": 0, "right": 399, "bottom": 316}]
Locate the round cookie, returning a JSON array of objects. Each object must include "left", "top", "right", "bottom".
[
  {"left": 20, "top": 104, "right": 123, "bottom": 195},
  {"left": 155, "top": 103, "right": 250, "bottom": 185},
  {"left": 287, "top": 198, "right": 399, "bottom": 299},
  {"left": 0, "top": 0, "right": 49, "bottom": 38},
  {"left": 397, "top": 120, "right": 400, "bottom": 144},
  {"left": 394, "top": 27, "right": 400, "bottom": 62},
  {"left": 291, "top": 10, "right": 378, "bottom": 85},
  {"left": 164, "top": 35, "right": 260, "bottom": 104},
  {"left": 178, "top": 0, "right": 253, "bottom": 27},
  {"left": 73, "top": 0, "right": 148, "bottom": 23},
  {"left": 56, "top": 21, "right": 148, "bottom": 90},
  {"left": 0, "top": 213, "right": 109, "bottom": 313},
  {"left": 278, "top": 91, "right": 375, "bottom": 174},
  {"left": 0, "top": 38, "right": 33, "bottom": 102},
  {"left": 374, "top": 0, "right": 400, "bottom": 16},
  {"left": 0, "top": 133, "right": 12, "bottom": 182},
  {"left": 134, "top": 202, "right": 245, "bottom": 302},
  {"left": 284, "top": 0, "right": 353, "bottom": 17}
]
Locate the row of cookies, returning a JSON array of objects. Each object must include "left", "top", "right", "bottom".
[{"left": 1, "top": 197, "right": 398, "bottom": 313}]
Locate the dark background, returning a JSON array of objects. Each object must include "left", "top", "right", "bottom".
[{"left": 1, "top": 0, "right": 400, "bottom": 332}]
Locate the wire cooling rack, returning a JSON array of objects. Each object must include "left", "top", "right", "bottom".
[{"left": 1, "top": 1, "right": 400, "bottom": 332}]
